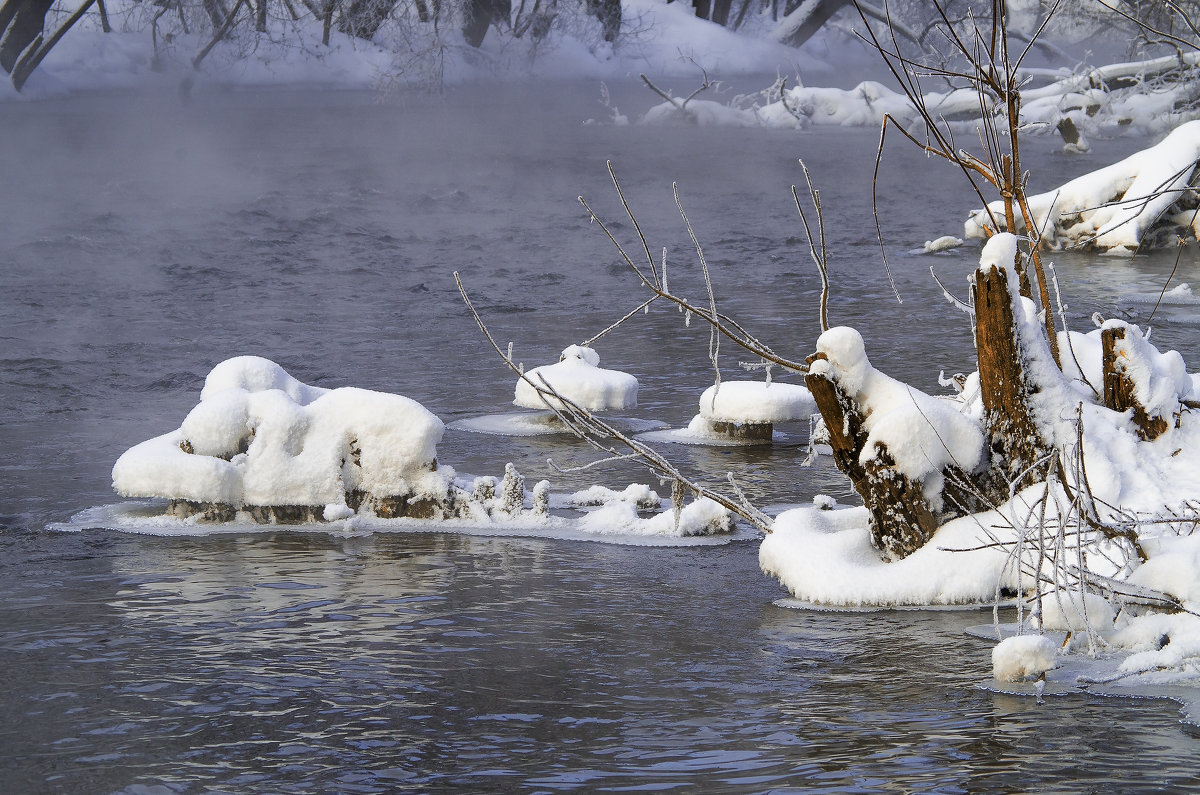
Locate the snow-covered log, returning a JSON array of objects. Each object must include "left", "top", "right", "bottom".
[{"left": 966, "top": 120, "right": 1200, "bottom": 252}]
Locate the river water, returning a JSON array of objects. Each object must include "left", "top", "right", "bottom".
[{"left": 2, "top": 83, "right": 1199, "bottom": 792}]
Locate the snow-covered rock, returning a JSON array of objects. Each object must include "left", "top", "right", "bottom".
[
  {"left": 697, "top": 381, "right": 815, "bottom": 424},
  {"left": 113, "top": 356, "right": 452, "bottom": 520}
]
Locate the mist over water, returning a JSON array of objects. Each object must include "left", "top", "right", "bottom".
[{"left": 2, "top": 85, "right": 1198, "bottom": 791}]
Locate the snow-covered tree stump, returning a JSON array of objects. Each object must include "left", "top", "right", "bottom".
[
  {"left": 805, "top": 368, "right": 941, "bottom": 558},
  {"left": 972, "top": 263, "right": 1056, "bottom": 491},
  {"left": 806, "top": 329, "right": 992, "bottom": 561},
  {"left": 1102, "top": 325, "right": 1172, "bottom": 441}
]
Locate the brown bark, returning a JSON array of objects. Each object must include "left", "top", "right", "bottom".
[
  {"left": 1102, "top": 325, "right": 1170, "bottom": 441},
  {"left": 972, "top": 265, "right": 1054, "bottom": 491},
  {"left": 806, "top": 367, "right": 940, "bottom": 560}
]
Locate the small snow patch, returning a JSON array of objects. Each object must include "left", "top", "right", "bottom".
[{"left": 992, "top": 635, "right": 1058, "bottom": 682}]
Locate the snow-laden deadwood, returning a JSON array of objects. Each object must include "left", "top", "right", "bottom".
[
  {"left": 639, "top": 50, "right": 1200, "bottom": 137},
  {"left": 763, "top": 234, "right": 1200, "bottom": 686},
  {"left": 966, "top": 120, "right": 1200, "bottom": 252}
]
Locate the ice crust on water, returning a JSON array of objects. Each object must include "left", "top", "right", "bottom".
[
  {"left": 113, "top": 356, "right": 448, "bottom": 510},
  {"left": 697, "top": 381, "right": 815, "bottom": 424},
  {"left": 514, "top": 345, "right": 638, "bottom": 412}
]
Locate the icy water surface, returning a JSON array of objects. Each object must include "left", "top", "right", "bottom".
[{"left": 2, "top": 84, "right": 1200, "bottom": 792}]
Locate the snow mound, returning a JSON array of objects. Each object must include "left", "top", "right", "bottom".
[
  {"left": 113, "top": 356, "right": 450, "bottom": 517},
  {"left": 923, "top": 235, "right": 963, "bottom": 253},
  {"left": 758, "top": 504, "right": 1018, "bottom": 607},
  {"left": 992, "top": 635, "right": 1058, "bottom": 682},
  {"left": 577, "top": 497, "right": 732, "bottom": 537},
  {"left": 566, "top": 483, "right": 661, "bottom": 510},
  {"left": 514, "top": 345, "right": 638, "bottom": 411},
  {"left": 697, "top": 381, "right": 815, "bottom": 424}
]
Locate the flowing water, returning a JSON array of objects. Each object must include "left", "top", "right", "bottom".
[{"left": 2, "top": 83, "right": 1199, "bottom": 793}]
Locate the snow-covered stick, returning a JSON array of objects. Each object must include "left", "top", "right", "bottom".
[
  {"left": 453, "top": 271, "right": 773, "bottom": 534},
  {"left": 673, "top": 182, "right": 723, "bottom": 390},
  {"left": 639, "top": 69, "right": 714, "bottom": 123}
]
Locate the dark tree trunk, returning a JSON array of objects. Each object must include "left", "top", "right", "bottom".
[
  {"left": 774, "top": 0, "right": 849, "bottom": 47},
  {"left": 709, "top": 0, "right": 731, "bottom": 25},
  {"left": 0, "top": 0, "right": 54, "bottom": 74},
  {"left": 202, "top": 0, "right": 229, "bottom": 29},
  {"left": 462, "top": 0, "right": 509, "bottom": 47},
  {"left": 587, "top": 0, "right": 619, "bottom": 40}
]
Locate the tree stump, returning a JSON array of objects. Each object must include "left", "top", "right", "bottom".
[
  {"left": 1102, "top": 325, "right": 1170, "bottom": 440},
  {"left": 972, "top": 265, "right": 1055, "bottom": 492},
  {"left": 806, "top": 366, "right": 940, "bottom": 560}
]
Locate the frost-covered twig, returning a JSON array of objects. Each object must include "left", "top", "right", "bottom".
[
  {"left": 454, "top": 271, "right": 773, "bottom": 534},
  {"left": 578, "top": 168, "right": 809, "bottom": 374},
  {"left": 792, "top": 161, "right": 830, "bottom": 331}
]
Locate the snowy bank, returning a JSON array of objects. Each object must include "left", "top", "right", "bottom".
[{"left": 8, "top": 0, "right": 812, "bottom": 100}]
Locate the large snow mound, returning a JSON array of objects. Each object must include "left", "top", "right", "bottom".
[{"left": 113, "top": 356, "right": 448, "bottom": 511}]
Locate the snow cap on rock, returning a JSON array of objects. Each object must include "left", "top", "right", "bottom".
[
  {"left": 514, "top": 346, "right": 638, "bottom": 411},
  {"left": 698, "top": 381, "right": 816, "bottom": 424},
  {"left": 992, "top": 634, "right": 1058, "bottom": 682},
  {"left": 113, "top": 357, "right": 446, "bottom": 509}
]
